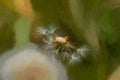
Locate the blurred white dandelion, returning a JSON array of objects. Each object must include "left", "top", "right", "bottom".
[{"left": 0, "top": 43, "right": 67, "bottom": 80}]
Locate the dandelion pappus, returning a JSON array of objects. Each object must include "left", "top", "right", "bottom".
[{"left": 37, "top": 25, "right": 89, "bottom": 64}]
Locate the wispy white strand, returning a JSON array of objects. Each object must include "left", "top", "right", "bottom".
[
  {"left": 69, "top": 54, "right": 81, "bottom": 64},
  {"left": 76, "top": 45, "right": 89, "bottom": 58}
]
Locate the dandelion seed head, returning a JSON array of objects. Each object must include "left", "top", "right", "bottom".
[
  {"left": 36, "top": 26, "right": 90, "bottom": 65},
  {"left": 0, "top": 44, "right": 67, "bottom": 80}
]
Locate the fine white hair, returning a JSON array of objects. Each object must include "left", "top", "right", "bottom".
[{"left": 0, "top": 43, "right": 67, "bottom": 80}]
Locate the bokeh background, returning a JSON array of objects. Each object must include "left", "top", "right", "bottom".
[{"left": 0, "top": 0, "right": 120, "bottom": 80}]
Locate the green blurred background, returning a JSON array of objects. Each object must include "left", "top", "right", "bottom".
[{"left": 0, "top": 0, "right": 120, "bottom": 80}]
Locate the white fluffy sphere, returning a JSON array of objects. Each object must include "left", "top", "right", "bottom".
[{"left": 0, "top": 44, "right": 67, "bottom": 80}]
